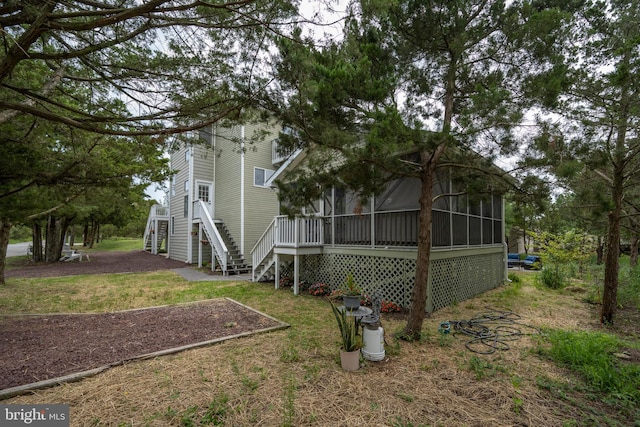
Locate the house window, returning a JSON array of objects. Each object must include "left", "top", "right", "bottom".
[
  {"left": 254, "top": 167, "right": 275, "bottom": 188},
  {"left": 171, "top": 176, "right": 176, "bottom": 196},
  {"left": 183, "top": 195, "right": 188, "bottom": 218},
  {"left": 184, "top": 180, "right": 189, "bottom": 192},
  {"left": 185, "top": 149, "right": 190, "bottom": 163},
  {"left": 197, "top": 183, "right": 210, "bottom": 202},
  {"left": 170, "top": 216, "right": 175, "bottom": 235}
]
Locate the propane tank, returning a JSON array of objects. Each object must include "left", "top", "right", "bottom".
[{"left": 361, "top": 326, "right": 385, "bottom": 361}]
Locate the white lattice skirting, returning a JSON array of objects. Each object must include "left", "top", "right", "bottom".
[{"left": 300, "top": 247, "right": 505, "bottom": 313}]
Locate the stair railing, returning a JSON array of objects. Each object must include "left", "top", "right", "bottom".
[
  {"left": 251, "top": 218, "right": 276, "bottom": 280},
  {"left": 143, "top": 215, "right": 153, "bottom": 251},
  {"left": 193, "top": 200, "right": 228, "bottom": 273},
  {"left": 143, "top": 204, "right": 169, "bottom": 251}
]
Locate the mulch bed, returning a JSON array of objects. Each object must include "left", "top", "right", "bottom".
[
  {"left": 5, "top": 250, "right": 188, "bottom": 278},
  {"left": 2, "top": 251, "right": 288, "bottom": 397},
  {"left": 0, "top": 299, "right": 287, "bottom": 395}
]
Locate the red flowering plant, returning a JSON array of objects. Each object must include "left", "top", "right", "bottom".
[
  {"left": 380, "top": 300, "right": 401, "bottom": 313},
  {"left": 308, "top": 282, "right": 331, "bottom": 296}
]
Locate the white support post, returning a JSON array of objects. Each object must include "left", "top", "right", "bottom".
[
  {"left": 151, "top": 218, "right": 157, "bottom": 254},
  {"left": 198, "top": 224, "right": 203, "bottom": 268},
  {"left": 331, "top": 187, "right": 335, "bottom": 247},
  {"left": 274, "top": 253, "right": 280, "bottom": 289},
  {"left": 371, "top": 198, "right": 375, "bottom": 248},
  {"left": 293, "top": 254, "right": 300, "bottom": 295}
]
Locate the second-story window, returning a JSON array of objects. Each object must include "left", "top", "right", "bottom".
[{"left": 254, "top": 167, "right": 275, "bottom": 188}]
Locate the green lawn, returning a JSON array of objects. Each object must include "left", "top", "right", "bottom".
[
  {"left": 2, "top": 268, "right": 639, "bottom": 426},
  {"left": 87, "top": 237, "right": 144, "bottom": 252}
]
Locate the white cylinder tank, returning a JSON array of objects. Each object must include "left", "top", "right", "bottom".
[{"left": 361, "top": 326, "right": 385, "bottom": 361}]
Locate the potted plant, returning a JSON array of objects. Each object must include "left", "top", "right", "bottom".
[
  {"left": 330, "top": 301, "right": 362, "bottom": 371},
  {"left": 341, "top": 273, "right": 362, "bottom": 311}
]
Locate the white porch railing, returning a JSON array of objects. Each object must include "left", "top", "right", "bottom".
[
  {"left": 193, "top": 200, "right": 228, "bottom": 273},
  {"left": 272, "top": 139, "right": 296, "bottom": 164},
  {"left": 275, "top": 216, "right": 324, "bottom": 247},
  {"left": 251, "top": 215, "right": 324, "bottom": 281}
]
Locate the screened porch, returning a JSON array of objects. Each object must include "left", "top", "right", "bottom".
[{"left": 305, "top": 175, "right": 504, "bottom": 250}]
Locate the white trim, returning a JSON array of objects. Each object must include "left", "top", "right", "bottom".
[
  {"left": 240, "top": 126, "right": 245, "bottom": 255},
  {"left": 212, "top": 124, "right": 216, "bottom": 218},
  {"left": 187, "top": 145, "right": 194, "bottom": 263}
]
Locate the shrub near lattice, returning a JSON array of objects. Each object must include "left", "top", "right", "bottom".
[
  {"left": 308, "top": 282, "right": 331, "bottom": 296},
  {"left": 380, "top": 300, "right": 401, "bottom": 313},
  {"left": 308, "top": 285, "right": 402, "bottom": 313}
]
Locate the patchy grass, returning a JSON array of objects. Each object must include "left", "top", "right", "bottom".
[
  {"left": 0, "top": 272, "right": 194, "bottom": 314},
  {"left": 4, "top": 238, "right": 143, "bottom": 269},
  {"left": 2, "top": 269, "right": 639, "bottom": 426},
  {"left": 538, "top": 329, "right": 640, "bottom": 403},
  {"left": 89, "top": 237, "right": 144, "bottom": 252}
]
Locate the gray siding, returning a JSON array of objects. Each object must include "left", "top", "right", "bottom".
[
  {"left": 168, "top": 143, "right": 191, "bottom": 262},
  {"left": 168, "top": 121, "right": 280, "bottom": 265},
  {"left": 213, "top": 123, "right": 279, "bottom": 257},
  {"left": 241, "top": 123, "right": 280, "bottom": 254},
  {"left": 213, "top": 125, "right": 242, "bottom": 251}
]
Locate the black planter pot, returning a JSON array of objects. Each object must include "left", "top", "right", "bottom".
[{"left": 343, "top": 295, "right": 361, "bottom": 311}]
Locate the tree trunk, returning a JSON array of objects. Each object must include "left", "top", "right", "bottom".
[
  {"left": 44, "top": 215, "right": 69, "bottom": 263},
  {"left": 596, "top": 235, "right": 604, "bottom": 265},
  {"left": 32, "top": 222, "right": 43, "bottom": 262},
  {"left": 402, "top": 146, "right": 446, "bottom": 340},
  {"left": 601, "top": 139, "right": 627, "bottom": 323},
  {"left": 87, "top": 220, "right": 99, "bottom": 249},
  {"left": 602, "top": 207, "right": 621, "bottom": 325},
  {"left": 402, "top": 162, "right": 435, "bottom": 339},
  {"left": 401, "top": 51, "right": 457, "bottom": 340},
  {"left": 630, "top": 233, "right": 639, "bottom": 267},
  {"left": 0, "top": 218, "right": 11, "bottom": 285},
  {"left": 83, "top": 223, "right": 89, "bottom": 247}
]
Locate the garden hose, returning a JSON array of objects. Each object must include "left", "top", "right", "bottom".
[{"left": 447, "top": 308, "right": 541, "bottom": 354}]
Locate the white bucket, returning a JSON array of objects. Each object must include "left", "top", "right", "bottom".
[{"left": 362, "top": 326, "right": 385, "bottom": 361}]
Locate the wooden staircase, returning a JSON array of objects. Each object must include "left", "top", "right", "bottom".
[
  {"left": 193, "top": 200, "right": 250, "bottom": 276},
  {"left": 253, "top": 250, "right": 277, "bottom": 282},
  {"left": 144, "top": 220, "right": 168, "bottom": 252},
  {"left": 143, "top": 204, "right": 169, "bottom": 254},
  {"left": 212, "top": 222, "right": 251, "bottom": 275}
]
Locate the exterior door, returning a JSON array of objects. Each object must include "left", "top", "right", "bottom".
[{"left": 197, "top": 181, "right": 213, "bottom": 216}]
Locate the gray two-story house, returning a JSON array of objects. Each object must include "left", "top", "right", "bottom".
[{"left": 144, "top": 122, "right": 508, "bottom": 313}]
